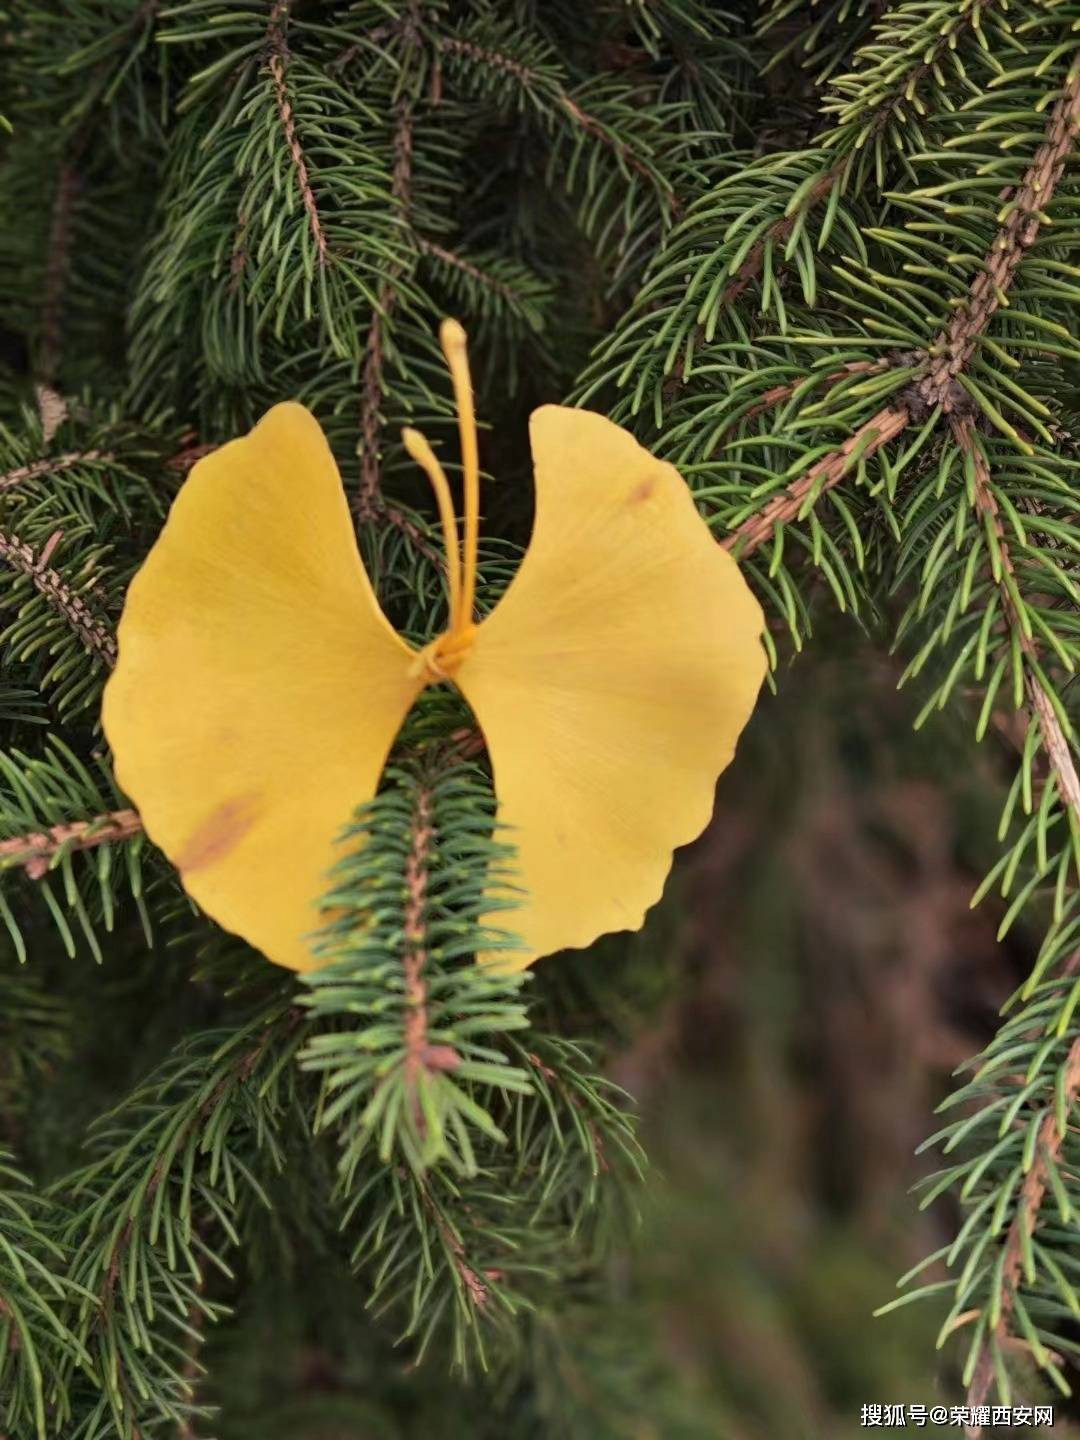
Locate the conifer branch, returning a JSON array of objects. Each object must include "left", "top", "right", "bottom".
[
  {"left": 436, "top": 32, "right": 669, "bottom": 195},
  {"left": 0, "top": 1149, "right": 86, "bottom": 1440},
  {"left": 721, "top": 52, "right": 1080, "bottom": 562},
  {"left": 655, "top": 160, "right": 848, "bottom": 397},
  {"left": 0, "top": 527, "right": 116, "bottom": 666},
  {"left": 417, "top": 238, "right": 522, "bottom": 308},
  {"left": 376, "top": 500, "right": 446, "bottom": 570},
  {"left": 721, "top": 361, "right": 883, "bottom": 434},
  {"left": 0, "top": 451, "right": 112, "bottom": 494},
  {"left": 654, "top": 0, "right": 1008, "bottom": 391},
  {"left": 955, "top": 418, "right": 1080, "bottom": 834},
  {"left": 558, "top": 94, "right": 670, "bottom": 196},
  {"left": 302, "top": 761, "right": 530, "bottom": 1180},
  {"left": 824, "top": 0, "right": 1002, "bottom": 135},
  {"left": 418, "top": 1176, "right": 490, "bottom": 1312},
  {"left": 403, "top": 779, "right": 462, "bottom": 1101},
  {"left": 56, "top": 1009, "right": 306, "bottom": 1440},
  {"left": 436, "top": 35, "right": 538, "bottom": 89},
  {"left": 918, "top": 54, "right": 1080, "bottom": 412},
  {"left": 867, "top": 43, "right": 1080, "bottom": 1405},
  {"left": 526, "top": 1049, "right": 608, "bottom": 1174},
  {"left": 358, "top": 66, "right": 416, "bottom": 518},
  {"left": 724, "top": 160, "right": 846, "bottom": 308},
  {"left": 721, "top": 404, "right": 908, "bottom": 559},
  {"left": 0, "top": 740, "right": 149, "bottom": 962},
  {"left": 11, "top": 1, "right": 1080, "bottom": 1422},
  {"left": 965, "top": 1015, "right": 1080, "bottom": 1430},
  {"left": 341, "top": 1030, "right": 642, "bottom": 1370},
  {"left": 0, "top": 807, "right": 141, "bottom": 879},
  {"left": 267, "top": 3, "right": 328, "bottom": 270}
]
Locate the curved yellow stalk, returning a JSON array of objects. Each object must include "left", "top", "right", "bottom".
[
  {"left": 402, "top": 425, "right": 463, "bottom": 632},
  {"left": 440, "top": 318, "right": 480, "bottom": 634}
]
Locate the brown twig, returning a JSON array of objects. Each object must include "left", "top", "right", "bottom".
[
  {"left": 175, "top": 1288, "right": 207, "bottom": 1440},
  {"left": 721, "top": 404, "right": 909, "bottom": 559},
  {"left": 527, "top": 1051, "right": 609, "bottom": 1174},
  {"left": 403, "top": 782, "right": 433, "bottom": 1096},
  {"left": 0, "top": 809, "right": 142, "bottom": 879},
  {"left": 357, "top": 70, "right": 416, "bottom": 518},
  {"left": 954, "top": 418, "right": 1080, "bottom": 829},
  {"left": 267, "top": 3, "right": 328, "bottom": 270},
  {"left": 0, "top": 450, "right": 112, "bottom": 494},
  {"left": 0, "top": 527, "right": 117, "bottom": 666},
  {"left": 403, "top": 783, "right": 461, "bottom": 1113},
  {"left": 919, "top": 53, "right": 1080, "bottom": 412},
  {"left": 377, "top": 502, "right": 445, "bottom": 569},
  {"left": 166, "top": 439, "right": 218, "bottom": 473},
  {"left": 436, "top": 34, "right": 668, "bottom": 197},
  {"left": 228, "top": 206, "right": 250, "bottom": 296},
  {"left": 558, "top": 93, "right": 668, "bottom": 195},
  {"left": 436, "top": 34, "right": 537, "bottom": 88},
  {"left": 725, "top": 160, "right": 847, "bottom": 308},
  {"left": 416, "top": 237, "right": 522, "bottom": 308},
  {"left": 415, "top": 1175, "right": 489, "bottom": 1311}
]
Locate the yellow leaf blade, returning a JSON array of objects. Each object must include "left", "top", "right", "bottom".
[
  {"left": 457, "top": 405, "right": 767, "bottom": 970},
  {"left": 102, "top": 403, "right": 421, "bottom": 971}
]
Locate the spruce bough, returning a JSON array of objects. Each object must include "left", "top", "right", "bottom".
[{"left": 1, "top": 2, "right": 1079, "bottom": 1435}]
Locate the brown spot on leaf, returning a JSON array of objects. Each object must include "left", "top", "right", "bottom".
[
  {"left": 630, "top": 475, "right": 656, "bottom": 504},
  {"left": 175, "top": 795, "right": 260, "bottom": 873}
]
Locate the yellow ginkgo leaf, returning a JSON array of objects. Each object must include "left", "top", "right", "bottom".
[
  {"left": 103, "top": 321, "right": 766, "bottom": 975},
  {"left": 101, "top": 402, "right": 423, "bottom": 972},
  {"left": 454, "top": 406, "right": 766, "bottom": 971}
]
